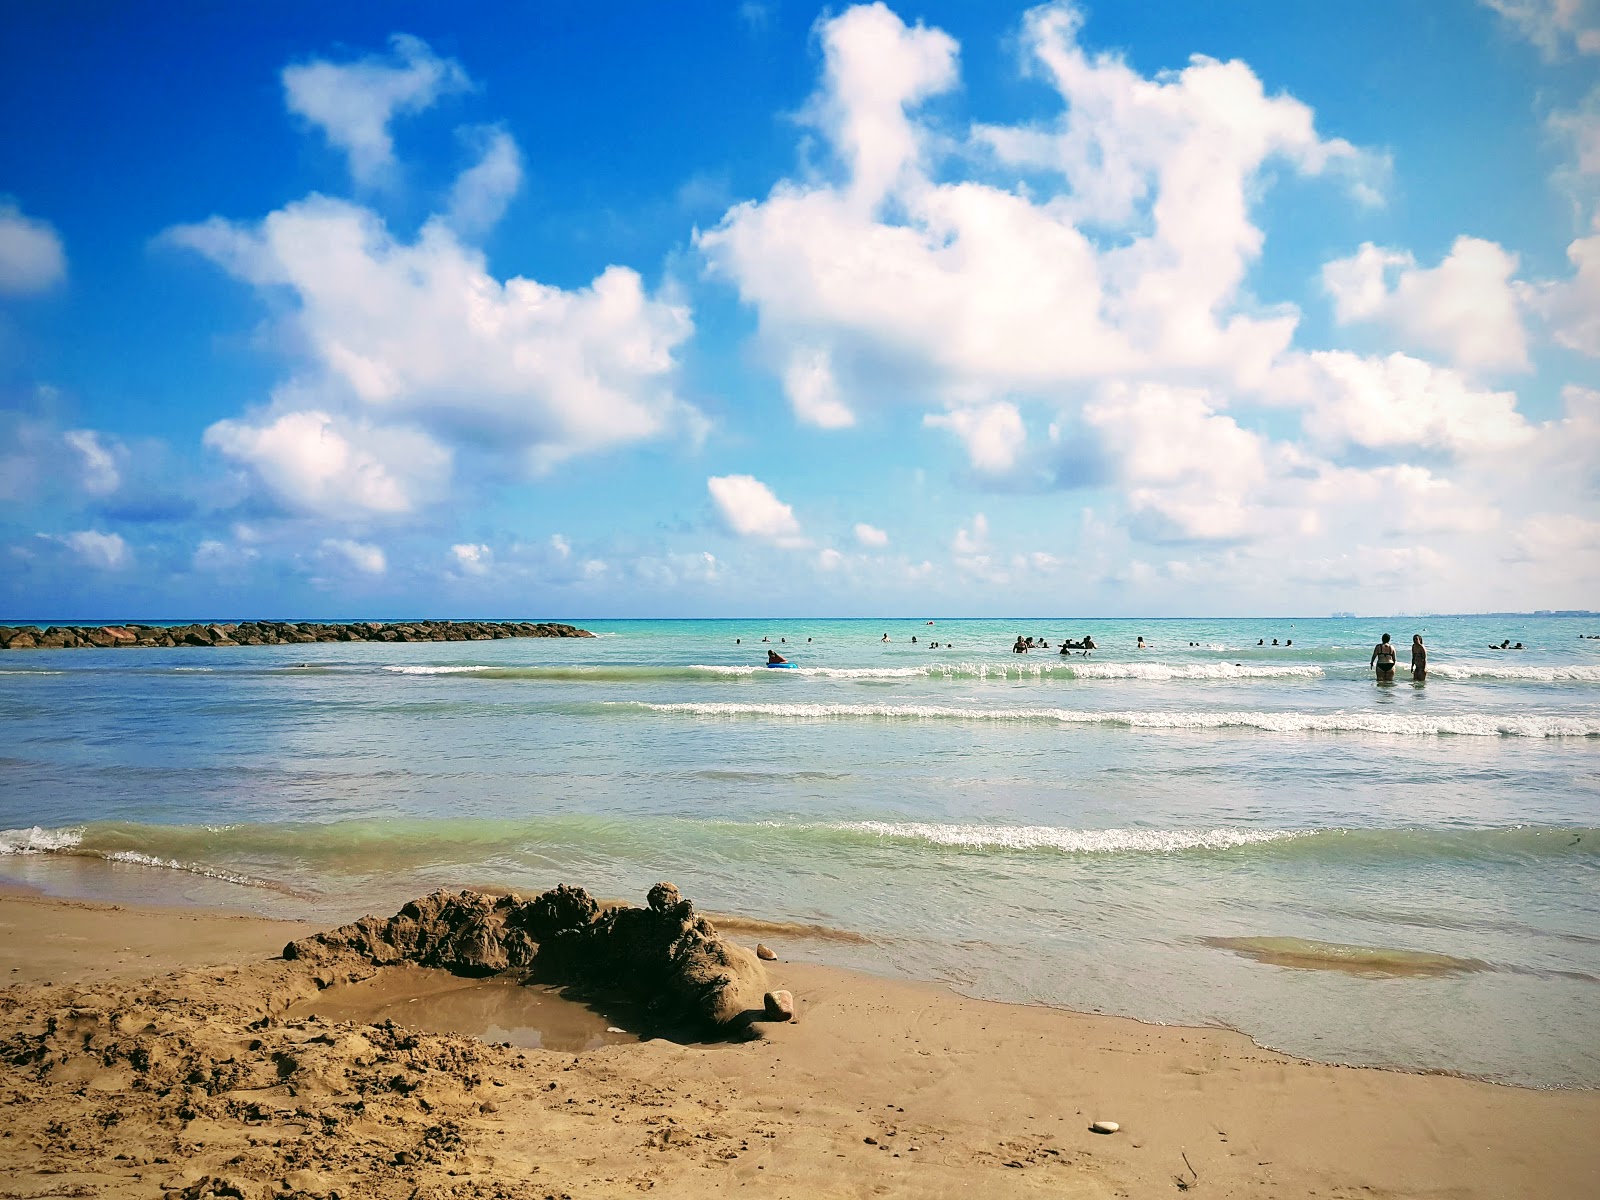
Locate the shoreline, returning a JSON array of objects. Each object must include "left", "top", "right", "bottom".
[{"left": 3, "top": 886, "right": 1597, "bottom": 1197}]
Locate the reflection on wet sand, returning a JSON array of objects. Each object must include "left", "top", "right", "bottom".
[{"left": 1203, "top": 935, "right": 1489, "bottom": 978}]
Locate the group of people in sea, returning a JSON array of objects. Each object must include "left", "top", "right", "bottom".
[
  {"left": 1488, "top": 640, "right": 1525, "bottom": 650},
  {"left": 1371, "top": 633, "right": 1428, "bottom": 683},
  {"left": 1011, "top": 635, "right": 1096, "bottom": 655}
]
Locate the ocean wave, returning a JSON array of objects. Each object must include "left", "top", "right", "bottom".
[
  {"left": 612, "top": 700, "right": 1600, "bottom": 737},
  {"left": 0, "top": 823, "right": 303, "bottom": 895},
  {"left": 5, "top": 820, "right": 1591, "bottom": 874},
  {"left": 0, "top": 824, "right": 86, "bottom": 853},
  {"left": 376, "top": 660, "right": 1328, "bottom": 683},
  {"left": 833, "top": 822, "right": 1298, "bottom": 853},
  {"left": 1428, "top": 662, "right": 1600, "bottom": 682}
]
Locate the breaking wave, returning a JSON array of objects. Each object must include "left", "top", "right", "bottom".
[{"left": 609, "top": 700, "right": 1600, "bottom": 737}]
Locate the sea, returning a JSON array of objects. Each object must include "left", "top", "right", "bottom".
[{"left": 2, "top": 615, "right": 1598, "bottom": 1088}]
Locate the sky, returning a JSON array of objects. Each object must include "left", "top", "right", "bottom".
[{"left": 1, "top": 0, "right": 1597, "bottom": 619}]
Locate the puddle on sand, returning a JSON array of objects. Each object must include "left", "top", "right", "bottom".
[{"left": 287, "top": 964, "right": 638, "bottom": 1053}]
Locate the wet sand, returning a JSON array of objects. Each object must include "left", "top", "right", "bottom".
[{"left": 1, "top": 886, "right": 1597, "bottom": 1198}]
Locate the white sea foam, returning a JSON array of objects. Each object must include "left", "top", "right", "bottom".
[
  {"left": 382, "top": 665, "right": 497, "bottom": 675},
  {"left": 1429, "top": 662, "right": 1600, "bottom": 682},
  {"left": 99, "top": 850, "right": 268, "bottom": 889},
  {"left": 0, "top": 824, "right": 291, "bottom": 893},
  {"left": 0, "top": 824, "right": 86, "bottom": 854},
  {"left": 833, "top": 822, "right": 1300, "bottom": 853},
  {"left": 695, "top": 661, "right": 1324, "bottom": 681},
  {"left": 618, "top": 701, "right": 1600, "bottom": 737}
]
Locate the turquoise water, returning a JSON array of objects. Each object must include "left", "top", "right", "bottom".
[{"left": 2, "top": 615, "right": 1598, "bottom": 1086}]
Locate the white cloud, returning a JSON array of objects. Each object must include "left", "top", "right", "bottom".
[
  {"left": 193, "top": 538, "right": 259, "bottom": 574},
  {"left": 1549, "top": 86, "right": 1600, "bottom": 179},
  {"left": 707, "top": 474, "right": 806, "bottom": 544},
  {"left": 782, "top": 346, "right": 855, "bottom": 428},
  {"left": 854, "top": 522, "right": 889, "bottom": 546},
  {"left": 169, "top": 196, "right": 695, "bottom": 475},
  {"left": 1298, "top": 351, "right": 1534, "bottom": 454},
  {"left": 63, "top": 430, "right": 121, "bottom": 496},
  {"left": 549, "top": 533, "right": 571, "bottom": 559},
  {"left": 204, "top": 407, "right": 450, "bottom": 516},
  {"left": 924, "top": 402, "right": 1025, "bottom": 473},
  {"left": 444, "top": 127, "right": 522, "bottom": 236},
  {"left": 1084, "top": 383, "right": 1274, "bottom": 543},
  {"left": 1529, "top": 226, "right": 1600, "bottom": 356},
  {"left": 632, "top": 550, "right": 721, "bottom": 588},
  {"left": 0, "top": 201, "right": 66, "bottom": 294},
  {"left": 699, "top": 1, "right": 1377, "bottom": 427},
  {"left": 818, "top": 547, "right": 845, "bottom": 570},
  {"left": 1480, "top": 0, "right": 1600, "bottom": 57},
  {"left": 1321, "top": 237, "right": 1529, "bottom": 372},
  {"left": 319, "top": 537, "right": 387, "bottom": 575},
  {"left": 953, "top": 512, "right": 988, "bottom": 556},
  {"left": 62, "top": 530, "right": 130, "bottom": 570},
  {"left": 451, "top": 542, "right": 492, "bottom": 575},
  {"left": 282, "top": 33, "right": 470, "bottom": 184}
]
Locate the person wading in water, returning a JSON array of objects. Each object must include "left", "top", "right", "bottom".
[
  {"left": 1411, "top": 635, "right": 1427, "bottom": 682},
  {"left": 1370, "top": 633, "right": 1397, "bottom": 683}
]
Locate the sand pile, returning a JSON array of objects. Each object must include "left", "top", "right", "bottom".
[{"left": 284, "top": 883, "right": 769, "bottom": 1033}]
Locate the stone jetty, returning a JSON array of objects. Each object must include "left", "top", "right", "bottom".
[{"left": 0, "top": 619, "right": 593, "bottom": 650}]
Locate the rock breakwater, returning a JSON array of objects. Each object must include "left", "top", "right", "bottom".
[{"left": 0, "top": 618, "right": 592, "bottom": 650}]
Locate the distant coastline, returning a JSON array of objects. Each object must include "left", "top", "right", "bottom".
[{"left": 0, "top": 619, "right": 594, "bottom": 650}]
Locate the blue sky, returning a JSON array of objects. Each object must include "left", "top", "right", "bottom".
[{"left": 2, "top": 0, "right": 1597, "bottom": 618}]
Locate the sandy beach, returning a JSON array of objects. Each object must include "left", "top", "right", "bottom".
[{"left": 2, "top": 886, "right": 1596, "bottom": 1199}]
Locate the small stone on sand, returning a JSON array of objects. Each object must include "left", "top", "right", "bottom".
[
  {"left": 764, "top": 989, "right": 795, "bottom": 1021},
  {"left": 1091, "top": 1120, "right": 1120, "bottom": 1134},
  {"left": 756, "top": 943, "right": 777, "bottom": 960}
]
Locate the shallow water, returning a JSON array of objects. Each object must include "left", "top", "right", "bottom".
[
  {"left": 285, "top": 966, "right": 636, "bottom": 1053},
  {"left": 2, "top": 615, "right": 1597, "bottom": 1085}
]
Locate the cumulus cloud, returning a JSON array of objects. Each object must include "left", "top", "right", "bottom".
[
  {"left": 1528, "top": 224, "right": 1600, "bottom": 356},
  {"left": 1321, "top": 237, "right": 1529, "bottom": 372},
  {"left": 0, "top": 201, "right": 66, "bottom": 294},
  {"left": 1298, "top": 352, "right": 1534, "bottom": 454},
  {"left": 707, "top": 474, "right": 807, "bottom": 545},
  {"left": 57, "top": 530, "right": 130, "bottom": 570},
  {"left": 818, "top": 547, "right": 845, "bottom": 570},
  {"left": 782, "top": 347, "right": 855, "bottom": 428},
  {"left": 924, "top": 402, "right": 1026, "bottom": 473},
  {"left": 854, "top": 522, "right": 889, "bottom": 546},
  {"left": 700, "top": 1, "right": 1378, "bottom": 423},
  {"left": 451, "top": 542, "right": 492, "bottom": 575},
  {"left": 282, "top": 33, "right": 470, "bottom": 183},
  {"left": 1480, "top": 0, "right": 1600, "bottom": 57},
  {"left": 1084, "top": 384, "right": 1272, "bottom": 543},
  {"left": 319, "top": 537, "right": 387, "bottom": 575},
  {"left": 170, "top": 195, "right": 695, "bottom": 477},
  {"left": 204, "top": 408, "right": 450, "bottom": 516}
]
